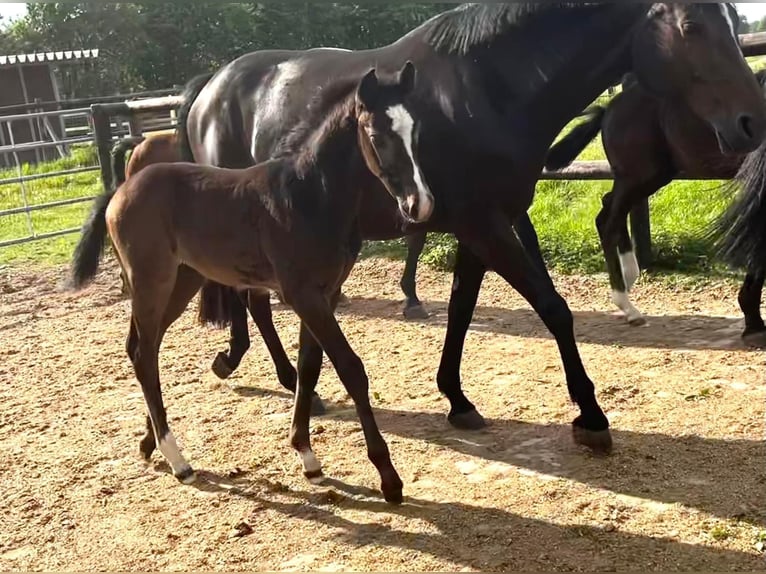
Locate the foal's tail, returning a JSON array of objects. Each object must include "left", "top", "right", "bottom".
[
  {"left": 197, "top": 282, "right": 238, "bottom": 328},
  {"left": 176, "top": 71, "right": 215, "bottom": 162},
  {"left": 544, "top": 106, "right": 606, "bottom": 171},
  {"left": 111, "top": 136, "right": 144, "bottom": 187},
  {"left": 68, "top": 182, "right": 120, "bottom": 290},
  {"left": 708, "top": 140, "right": 766, "bottom": 274}
]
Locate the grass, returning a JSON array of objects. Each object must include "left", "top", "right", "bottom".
[
  {"left": 0, "top": 145, "right": 100, "bottom": 266},
  {"left": 0, "top": 115, "right": 740, "bottom": 283}
]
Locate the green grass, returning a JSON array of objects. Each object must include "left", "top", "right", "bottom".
[{"left": 0, "top": 145, "right": 100, "bottom": 265}]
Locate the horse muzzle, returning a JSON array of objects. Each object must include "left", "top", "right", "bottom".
[
  {"left": 712, "top": 113, "right": 766, "bottom": 155},
  {"left": 399, "top": 189, "right": 434, "bottom": 223}
]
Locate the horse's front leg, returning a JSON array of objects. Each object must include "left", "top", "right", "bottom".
[
  {"left": 459, "top": 211, "right": 612, "bottom": 454},
  {"left": 245, "top": 290, "right": 326, "bottom": 415},
  {"left": 435, "top": 241, "right": 488, "bottom": 430},
  {"left": 287, "top": 285, "right": 403, "bottom": 503}
]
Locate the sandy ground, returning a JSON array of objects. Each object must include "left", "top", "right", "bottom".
[{"left": 0, "top": 257, "right": 764, "bottom": 571}]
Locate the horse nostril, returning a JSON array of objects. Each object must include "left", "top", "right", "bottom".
[{"left": 738, "top": 114, "right": 755, "bottom": 140}]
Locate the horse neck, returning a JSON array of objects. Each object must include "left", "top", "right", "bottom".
[
  {"left": 291, "top": 105, "right": 364, "bottom": 235},
  {"left": 490, "top": 4, "right": 649, "bottom": 157}
]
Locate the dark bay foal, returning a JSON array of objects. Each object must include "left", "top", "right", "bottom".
[{"left": 69, "top": 62, "right": 432, "bottom": 504}]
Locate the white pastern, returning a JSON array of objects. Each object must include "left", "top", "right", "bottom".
[
  {"left": 298, "top": 450, "right": 324, "bottom": 484},
  {"left": 611, "top": 289, "right": 644, "bottom": 325},
  {"left": 386, "top": 104, "right": 434, "bottom": 221},
  {"left": 158, "top": 432, "right": 193, "bottom": 480},
  {"left": 618, "top": 251, "right": 640, "bottom": 291}
]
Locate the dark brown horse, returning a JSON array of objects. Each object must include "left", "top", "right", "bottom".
[
  {"left": 180, "top": 4, "right": 765, "bottom": 449},
  {"left": 69, "top": 63, "right": 429, "bottom": 503},
  {"left": 545, "top": 68, "right": 766, "bottom": 342}
]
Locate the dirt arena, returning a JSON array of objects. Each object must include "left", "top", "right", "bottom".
[{"left": 1, "top": 257, "right": 764, "bottom": 571}]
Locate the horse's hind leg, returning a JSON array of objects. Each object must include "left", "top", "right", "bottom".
[
  {"left": 401, "top": 232, "right": 429, "bottom": 319},
  {"left": 739, "top": 269, "right": 766, "bottom": 347},
  {"left": 289, "top": 287, "right": 403, "bottom": 503},
  {"left": 211, "top": 291, "right": 251, "bottom": 379},
  {"left": 131, "top": 264, "right": 202, "bottom": 483}
]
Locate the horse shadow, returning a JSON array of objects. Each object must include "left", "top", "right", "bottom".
[
  {"left": 215, "top": 389, "right": 766, "bottom": 530},
  {"left": 157, "top": 462, "right": 764, "bottom": 570},
  {"left": 334, "top": 295, "right": 751, "bottom": 352}
]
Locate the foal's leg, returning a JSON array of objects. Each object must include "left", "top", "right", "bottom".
[
  {"left": 211, "top": 291, "right": 251, "bottom": 379},
  {"left": 244, "top": 290, "right": 327, "bottom": 415},
  {"left": 401, "top": 232, "right": 429, "bottom": 319},
  {"left": 461, "top": 212, "right": 611, "bottom": 453},
  {"left": 131, "top": 265, "right": 202, "bottom": 482},
  {"left": 739, "top": 269, "right": 766, "bottom": 347},
  {"left": 289, "top": 288, "right": 403, "bottom": 503}
]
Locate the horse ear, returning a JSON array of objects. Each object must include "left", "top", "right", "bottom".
[
  {"left": 357, "top": 68, "right": 379, "bottom": 109},
  {"left": 399, "top": 61, "right": 416, "bottom": 94}
]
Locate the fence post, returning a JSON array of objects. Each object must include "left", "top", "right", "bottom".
[
  {"left": 90, "top": 104, "right": 113, "bottom": 192},
  {"left": 630, "top": 198, "right": 652, "bottom": 269}
]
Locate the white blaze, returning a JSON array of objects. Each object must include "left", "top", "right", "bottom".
[
  {"left": 720, "top": 4, "right": 737, "bottom": 42},
  {"left": 386, "top": 104, "right": 434, "bottom": 221}
]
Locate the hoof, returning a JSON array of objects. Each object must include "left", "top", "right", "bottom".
[
  {"left": 211, "top": 352, "right": 234, "bottom": 380},
  {"left": 175, "top": 466, "right": 197, "bottom": 484},
  {"left": 742, "top": 329, "right": 766, "bottom": 348},
  {"left": 304, "top": 469, "right": 325, "bottom": 485},
  {"left": 627, "top": 316, "right": 647, "bottom": 327},
  {"left": 383, "top": 487, "right": 404, "bottom": 505},
  {"left": 447, "top": 409, "right": 487, "bottom": 430},
  {"left": 139, "top": 436, "right": 156, "bottom": 461},
  {"left": 572, "top": 424, "right": 613, "bottom": 455},
  {"left": 403, "top": 303, "right": 429, "bottom": 320},
  {"left": 311, "top": 393, "right": 327, "bottom": 416}
]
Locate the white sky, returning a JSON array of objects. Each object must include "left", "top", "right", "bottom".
[{"left": 1, "top": 3, "right": 766, "bottom": 26}]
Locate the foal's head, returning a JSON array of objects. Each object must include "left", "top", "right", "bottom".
[
  {"left": 633, "top": 3, "right": 766, "bottom": 154},
  {"left": 355, "top": 62, "right": 434, "bottom": 223}
]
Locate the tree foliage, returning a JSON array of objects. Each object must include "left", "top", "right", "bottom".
[{"left": 0, "top": 2, "right": 450, "bottom": 96}]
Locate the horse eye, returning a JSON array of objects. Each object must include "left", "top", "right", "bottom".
[{"left": 681, "top": 21, "right": 701, "bottom": 35}]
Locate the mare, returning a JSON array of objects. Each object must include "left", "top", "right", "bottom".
[
  {"left": 68, "top": 64, "right": 427, "bottom": 503},
  {"left": 546, "top": 62, "right": 766, "bottom": 334},
  {"left": 180, "top": 4, "right": 765, "bottom": 450}
]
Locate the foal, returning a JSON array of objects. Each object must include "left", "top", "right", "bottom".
[{"left": 71, "top": 62, "right": 430, "bottom": 504}]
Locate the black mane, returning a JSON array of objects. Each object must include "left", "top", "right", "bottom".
[
  {"left": 421, "top": 3, "right": 605, "bottom": 55},
  {"left": 274, "top": 77, "right": 360, "bottom": 163}
]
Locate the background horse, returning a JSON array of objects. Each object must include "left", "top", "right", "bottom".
[
  {"left": 178, "top": 3, "right": 764, "bottom": 451},
  {"left": 69, "top": 64, "right": 426, "bottom": 503},
  {"left": 545, "top": 68, "right": 766, "bottom": 341}
]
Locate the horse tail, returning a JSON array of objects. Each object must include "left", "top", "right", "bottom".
[
  {"left": 176, "top": 71, "right": 215, "bottom": 162},
  {"left": 68, "top": 182, "right": 121, "bottom": 290},
  {"left": 111, "top": 136, "right": 144, "bottom": 187},
  {"left": 544, "top": 106, "right": 606, "bottom": 171},
  {"left": 197, "top": 281, "right": 238, "bottom": 328},
  {"left": 709, "top": 141, "right": 766, "bottom": 274}
]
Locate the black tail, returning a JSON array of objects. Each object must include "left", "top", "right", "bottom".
[
  {"left": 176, "top": 72, "right": 215, "bottom": 162},
  {"left": 197, "top": 281, "right": 238, "bottom": 328},
  {"left": 545, "top": 106, "right": 607, "bottom": 171},
  {"left": 709, "top": 140, "right": 766, "bottom": 274},
  {"left": 110, "top": 136, "right": 144, "bottom": 187},
  {"left": 68, "top": 183, "right": 121, "bottom": 290}
]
